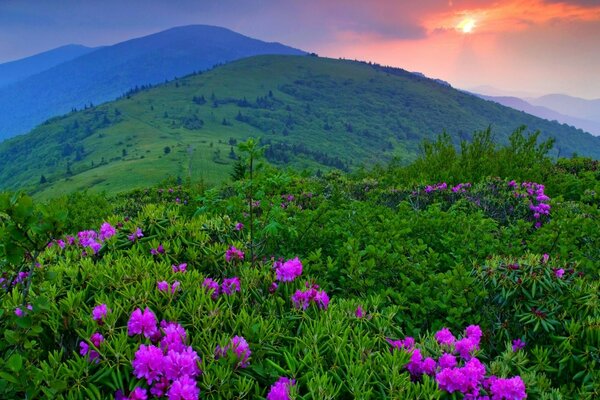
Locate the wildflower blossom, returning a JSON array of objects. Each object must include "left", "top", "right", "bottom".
[
  {"left": 438, "top": 353, "right": 457, "bottom": 370},
  {"left": 221, "top": 277, "right": 241, "bottom": 295},
  {"left": 163, "top": 346, "right": 201, "bottom": 381},
  {"left": 14, "top": 307, "right": 23, "bottom": 317},
  {"left": 160, "top": 321, "right": 187, "bottom": 353},
  {"left": 267, "top": 377, "right": 296, "bottom": 400},
  {"left": 128, "top": 308, "right": 159, "bottom": 339},
  {"left": 132, "top": 344, "right": 165, "bottom": 385},
  {"left": 92, "top": 304, "right": 109, "bottom": 324},
  {"left": 157, "top": 281, "right": 169, "bottom": 292},
  {"left": 355, "top": 305, "right": 364, "bottom": 318},
  {"left": 435, "top": 327, "right": 456, "bottom": 346},
  {"left": 172, "top": 263, "right": 187, "bottom": 273},
  {"left": 275, "top": 257, "right": 303, "bottom": 282},
  {"left": 217, "top": 336, "right": 251, "bottom": 368},
  {"left": 167, "top": 375, "right": 200, "bottom": 400},
  {"left": 487, "top": 376, "right": 527, "bottom": 400},
  {"left": 225, "top": 246, "right": 244, "bottom": 262},
  {"left": 151, "top": 244, "right": 165, "bottom": 255},
  {"left": 99, "top": 222, "right": 116, "bottom": 241},
  {"left": 235, "top": 222, "right": 244, "bottom": 231},
  {"left": 512, "top": 339, "right": 525, "bottom": 352},
  {"left": 128, "top": 228, "right": 144, "bottom": 241},
  {"left": 554, "top": 268, "right": 565, "bottom": 278},
  {"left": 202, "top": 278, "right": 220, "bottom": 299}
]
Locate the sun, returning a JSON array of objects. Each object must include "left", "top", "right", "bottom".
[{"left": 457, "top": 17, "right": 476, "bottom": 33}]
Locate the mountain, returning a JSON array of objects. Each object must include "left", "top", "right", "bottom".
[
  {"left": 0, "top": 55, "right": 599, "bottom": 198},
  {"left": 526, "top": 94, "right": 600, "bottom": 123},
  {"left": 477, "top": 94, "right": 600, "bottom": 136},
  {"left": 0, "top": 44, "right": 96, "bottom": 88},
  {"left": 0, "top": 25, "right": 305, "bottom": 140}
]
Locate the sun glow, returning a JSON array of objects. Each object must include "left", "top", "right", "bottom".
[{"left": 458, "top": 17, "right": 476, "bottom": 33}]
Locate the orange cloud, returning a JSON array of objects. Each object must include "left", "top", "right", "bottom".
[{"left": 426, "top": 0, "right": 600, "bottom": 34}]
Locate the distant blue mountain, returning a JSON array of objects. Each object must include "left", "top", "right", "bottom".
[
  {"left": 0, "top": 25, "right": 305, "bottom": 140},
  {"left": 0, "top": 44, "right": 96, "bottom": 88}
]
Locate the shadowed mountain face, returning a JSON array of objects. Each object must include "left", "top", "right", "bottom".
[
  {"left": 0, "top": 44, "right": 96, "bottom": 88},
  {"left": 0, "top": 55, "right": 598, "bottom": 198},
  {"left": 0, "top": 25, "right": 305, "bottom": 140}
]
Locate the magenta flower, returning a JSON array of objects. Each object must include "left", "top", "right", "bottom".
[
  {"left": 92, "top": 304, "right": 109, "bottom": 324},
  {"left": 99, "top": 222, "right": 116, "bottom": 241},
  {"left": 267, "top": 377, "right": 296, "bottom": 400},
  {"left": 438, "top": 353, "right": 457, "bottom": 370},
  {"left": 128, "top": 227, "right": 144, "bottom": 242},
  {"left": 160, "top": 321, "right": 187, "bottom": 353},
  {"left": 235, "top": 222, "right": 244, "bottom": 231},
  {"left": 221, "top": 277, "right": 241, "bottom": 295},
  {"left": 269, "top": 282, "right": 278, "bottom": 293},
  {"left": 163, "top": 346, "right": 201, "bottom": 381},
  {"left": 435, "top": 327, "right": 456, "bottom": 346},
  {"left": 172, "top": 263, "right": 187, "bottom": 273},
  {"left": 314, "top": 290, "right": 329, "bottom": 309},
  {"left": 512, "top": 338, "right": 526, "bottom": 352},
  {"left": 275, "top": 257, "right": 303, "bottom": 282},
  {"left": 128, "top": 308, "right": 159, "bottom": 340},
  {"left": 129, "top": 387, "right": 148, "bottom": 400},
  {"left": 150, "top": 244, "right": 165, "bottom": 255},
  {"left": 387, "top": 337, "right": 415, "bottom": 351},
  {"left": 488, "top": 376, "right": 527, "bottom": 400},
  {"left": 167, "top": 375, "right": 200, "bottom": 400},
  {"left": 225, "top": 246, "right": 245, "bottom": 262},
  {"left": 455, "top": 337, "right": 478, "bottom": 360},
  {"left": 157, "top": 281, "right": 169, "bottom": 292},
  {"left": 56, "top": 239, "right": 66, "bottom": 249},
  {"left": 202, "top": 278, "right": 220, "bottom": 299},
  {"left": 355, "top": 305, "right": 364, "bottom": 318},
  {"left": 90, "top": 332, "right": 104, "bottom": 347},
  {"left": 132, "top": 344, "right": 165, "bottom": 385},
  {"left": 230, "top": 335, "right": 251, "bottom": 368},
  {"left": 171, "top": 281, "right": 181, "bottom": 293},
  {"left": 542, "top": 253, "right": 550, "bottom": 264},
  {"left": 14, "top": 307, "right": 23, "bottom": 317},
  {"left": 554, "top": 268, "right": 565, "bottom": 278}
]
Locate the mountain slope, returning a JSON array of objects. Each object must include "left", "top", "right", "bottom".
[
  {"left": 477, "top": 94, "right": 600, "bottom": 136},
  {"left": 0, "top": 55, "right": 599, "bottom": 198},
  {"left": 526, "top": 94, "right": 600, "bottom": 123},
  {"left": 0, "top": 44, "right": 96, "bottom": 88},
  {"left": 0, "top": 25, "right": 305, "bottom": 139}
]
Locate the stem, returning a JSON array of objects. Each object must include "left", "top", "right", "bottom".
[{"left": 249, "top": 153, "right": 255, "bottom": 269}]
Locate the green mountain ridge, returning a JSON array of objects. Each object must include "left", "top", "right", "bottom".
[{"left": 1, "top": 54, "right": 599, "bottom": 198}]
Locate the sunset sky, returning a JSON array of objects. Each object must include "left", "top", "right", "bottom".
[{"left": 1, "top": 0, "right": 599, "bottom": 98}]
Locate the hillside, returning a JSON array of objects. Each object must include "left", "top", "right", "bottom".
[
  {"left": 0, "top": 25, "right": 305, "bottom": 139},
  {"left": 0, "top": 44, "right": 96, "bottom": 88},
  {"left": 1, "top": 55, "right": 599, "bottom": 197}
]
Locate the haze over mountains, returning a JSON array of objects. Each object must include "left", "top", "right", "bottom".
[
  {"left": 473, "top": 87, "right": 600, "bottom": 137},
  {"left": 0, "top": 25, "right": 305, "bottom": 139},
  {"left": 1, "top": 54, "right": 599, "bottom": 197}
]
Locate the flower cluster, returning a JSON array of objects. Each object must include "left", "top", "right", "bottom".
[
  {"left": 215, "top": 335, "right": 251, "bottom": 368},
  {"left": 267, "top": 377, "right": 296, "bottom": 400},
  {"left": 80, "top": 332, "right": 104, "bottom": 363},
  {"left": 172, "top": 263, "right": 187, "bottom": 273},
  {"left": 92, "top": 303, "right": 110, "bottom": 324},
  {"left": 157, "top": 280, "right": 181, "bottom": 294},
  {"left": 521, "top": 182, "right": 551, "bottom": 228},
  {"left": 389, "top": 325, "right": 527, "bottom": 399},
  {"left": 274, "top": 257, "right": 303, "bottom": 282},
  {"left": 202, "top": 277, "right": 241, "bottom": 299},
  {"left": 424, "top": 182, "right": 448, "bottom": 193},
  {"left": 130, "top": 327, "right": 201, "bottom": 399},
  {"left": 128, "top": 308, "right": 160, "bottom": 341},
  {"left": 291, "top": 283, "right": 329, "bottom": 310},
  {"left": 128, "top": 227, "right": 144, "bottom": 242},
  {"left": 225, "top": 246, "right": 244, "bottom": 262}
]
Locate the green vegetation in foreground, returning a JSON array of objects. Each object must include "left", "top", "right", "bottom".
[
  {"left": 1, "top": 55, "right": 599, "bottom": 198},
  {"left": 1, "top": 136, "right": 598, "bottom": 398}
]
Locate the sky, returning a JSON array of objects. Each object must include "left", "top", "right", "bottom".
[{"left": 1, "top": 0, "right": 599, "bottom": 98}]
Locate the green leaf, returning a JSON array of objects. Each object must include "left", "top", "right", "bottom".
[{"left": 7, "top": 354, "right": 23, "bottom": 372}]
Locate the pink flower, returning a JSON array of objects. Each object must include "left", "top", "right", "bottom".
[
  {"left": 132, "top": 344, "right": 164, "bottom": 385},
  {"left": 488, "top": 376, "right": 527, "bottom": 400},
  {"left": 157, "top": 281, "right": 169, "bottom": 292},
  {"left": 554, "top": 268, "right": 565, "bottom": 278},
  {"left": 202, "top": 278, "right": 220, "bottom": 299},
  {"left": 267, "top": 377, "right": 296, "bottom": 400},
  {"left": 129, "top": 387, "right": 148, "bottom": 400},
  {"left": 167, "top": 375, "right": 200, "bottom": 400},
  {"left": 512, "top": 339, "right": 526, "bottom": 352},
  {"left": 92, "top": 304, "right": 109, "bottom": 324},
  {"left": 160, "top": 321, "right": 187, "bottom": 353},
  {"left": 542, "top": 254, "right": 550, "bottom": 264},
  {"left": 275, "top": 257, "right": 303, "bottom": 282},
  {"left": 314, "top": 290, "right": 330, "bottom": 309},
  {"left": 235, "top": 222, "right": 244, "bottom": 231},
  {"left": 225, "top": 246, "right": 244, "bottom": 262},
  {"left": 435, "top": 327, "right": 456, "bottom": 346},
  {"left": 355, "top": 305, "right": 364, "bottom": 318},
  {"left": 14, "top": 307, "right": 23, "bottom": 317},
  {"left": 128, "top": 228, "right": 144, "bottom": 241},
  {"left": 172, "top": 263, "right": 187, "bottom": 273},
  {"left": 90, "top": 332, "right": 104, "bottom": 347},
  {"left": 99, "top": 222, "right": 116, "bottom": 241},
  {"left": 221, "top": 277, "right": 241, "bottom": 295},
  {"left": 230, "top": 336, "right": 251, "bottom": 368},
  {"left": 438, "top": 353, "right": 457, "bottom": 370},
  {"left": 455, "top": 337, "right": 478, "bottom": 360},
  {"left": 128, "top": 308, "right": 159, "bottom": 340}
]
